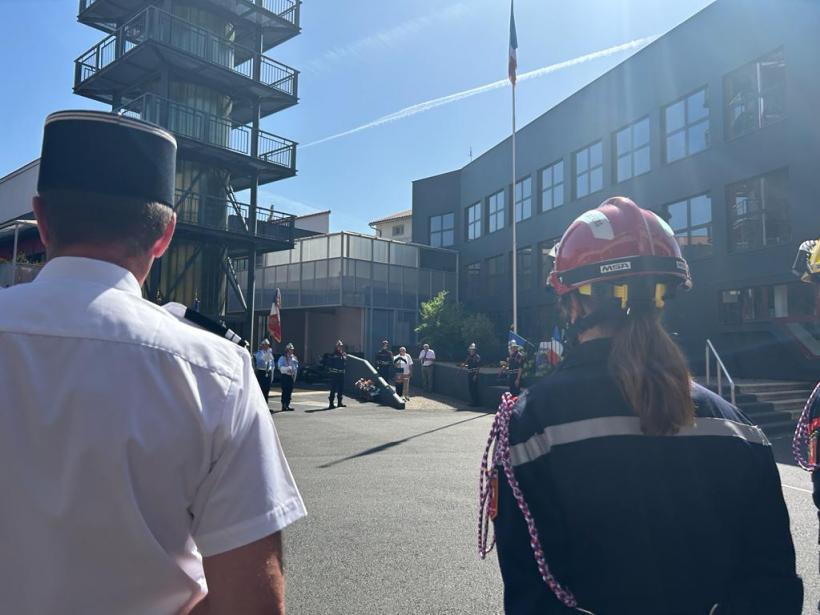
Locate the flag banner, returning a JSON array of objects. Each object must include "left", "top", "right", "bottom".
[
  {"left": 508, "top": 330, "right": 533, "bottom": 349},
  {"left": 508, "top": 0, "right": 518, "bottom": 85},
  {"left": 267, "top": 288, "right": 282, "bottom": 343},
  {"left": 546, "top": 325, "right": 564, "bottom": 366}
]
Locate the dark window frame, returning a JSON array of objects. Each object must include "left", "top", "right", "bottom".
[
  {"left": 574, "top": 140, "right": 604, "bottom": 199},
  {"left": 663, "top": 86, "right": 710, "bottom": 163},
  {"left": 614, "top": 116, "right": 651, "bottom": 183},
  {"left": 539, "top": 159, "right": 565, "bottom": 212}
]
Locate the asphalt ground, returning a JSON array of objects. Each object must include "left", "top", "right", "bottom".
[{"left": 270, "top": 388, "right": 819, "bottom": 615}]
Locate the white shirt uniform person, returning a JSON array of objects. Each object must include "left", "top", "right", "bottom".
[{"left": 0, "top": 111, "right": 306, "bottom": 614}]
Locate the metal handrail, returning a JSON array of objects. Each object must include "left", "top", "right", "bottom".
[
  {"left": 75, "top": 6, "right": 298, "bottom": 97},
  {"left": 705, "top": 339, "right": 736, "bottom": 406},
  {"left": 261, "top": 0, "right": 300, "bottom": 24},
  {"left": 117, "top": 94, "right": 297, "bottom": 171},
  {"left": 78, "top": 0, "right": 301, "bottom": 27},
  {"left": 174, "top": 190, "right": 296, "bottom": 242}
]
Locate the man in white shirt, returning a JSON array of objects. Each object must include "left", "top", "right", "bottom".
[
  {"left": 418, "top": 343, "right": 437, "bottom": 393},
  {"left": 393, "top": 346, "right": 413, "bottom": 401},
  {"left": 0, "top": 111, "right": 306, "bottom": 615},
  {"left": 254, "top": 338, "right": 275, "bottom": 403}
]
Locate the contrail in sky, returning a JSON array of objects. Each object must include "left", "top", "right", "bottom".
[{"left": 302, "top": 36, "right": 657, "bottom": 150}]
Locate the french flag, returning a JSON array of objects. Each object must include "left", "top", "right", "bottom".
[
  {"left": 508, "top": 0, "right": 518, "bottom": 86},
  {"left": 267, "top": 288, "right": 282, "bottom": 344}
]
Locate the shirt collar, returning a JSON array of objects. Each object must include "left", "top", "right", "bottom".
[{"left": 34, "top": 257, "right": 143, "bottom": 297}]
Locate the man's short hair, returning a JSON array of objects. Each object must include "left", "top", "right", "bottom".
[{"left": 39, "top": 189, "right": 173, "bottom": 256}]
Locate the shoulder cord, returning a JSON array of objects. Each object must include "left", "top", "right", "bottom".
[
  {"left": 792, "top": 381, "right": 820, "bottom": 471},
  {"left": 478, "top": 393, "right": 588, "bottom": 612}
]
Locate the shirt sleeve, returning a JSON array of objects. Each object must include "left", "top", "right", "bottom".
[{"left": 190, "top": 352, "right": 307, "bottom": 557}]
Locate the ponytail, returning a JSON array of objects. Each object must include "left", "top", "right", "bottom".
[{"left": 608, "top": 307, "right": 695, "bottom": 436}]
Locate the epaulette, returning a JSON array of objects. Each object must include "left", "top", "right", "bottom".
[{"left": 163, "top": 302, "right": 249, "bottom": 349}]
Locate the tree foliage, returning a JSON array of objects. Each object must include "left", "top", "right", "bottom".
[{"left": 416, "top": 291, "right": 502, "bottom": 360}]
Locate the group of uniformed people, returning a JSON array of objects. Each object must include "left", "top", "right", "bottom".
[{"left": 0, "top": 109, "right": 814, "bottom": 615}]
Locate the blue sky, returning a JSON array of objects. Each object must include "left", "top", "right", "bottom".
[{"left": 0, "top": 0, "right": 714, "bottom": 232}]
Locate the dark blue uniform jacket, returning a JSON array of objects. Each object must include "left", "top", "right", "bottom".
[{"left": 494, "top": 338, "right": 802, "bottom": 615}]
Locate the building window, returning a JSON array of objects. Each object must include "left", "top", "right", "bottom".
[
  {"left": 664, "top": 88, "right": 709, "bottom": 163},
  {"left": 516, "top": 246, "right": 533, "bottom": 291},
  {"left": 515, "top": 176, "right": 532, "bottom": 222},
  {"left": 539, "top": 238, "right": 559, "bottom": 289},
  {"left": 663, "top": 193, "right": 713, "bottom": 259},
  {"left": 392, "top": 224, "right": 405, "bottom": 237},
  {"left": 488, "top": 190, "right": 506, "bottom": 233},
  {"left": 486, "top": 253, "right": 507, "bottom": 296},
  {"left": 464, "top": 262, "right": 481, "bottom": 301},
  {"left": 725, "top": 48, "right": 786, "bottom": 140},
  {"left": 719, "top": 282, "right": 816, "bottom": 325},
  {"left": 466, "top": 202, "right": 482, "bottom": 241},
  {"left": 727, "top": 169, "right": 790, "bottom": 252},
  {"left": 615, "top": 117, "right": 650, "bottom": 182},
  {"left": 540, "top": 160, "right": 564, "bottom": 211},
  {"left": 574, "top": 141, "right": 603, "bottom": 199},
  {"left": 430, "top": 213, "right": 455, "bottom": 247}
]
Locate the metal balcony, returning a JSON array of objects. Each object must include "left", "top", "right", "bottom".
[
  {"left": 173, "top": 190, "right": 296, "bottom": 252},
  {"left": 117, "top": 94, "right": 297, "bottom": 190},
  {"left": 75, "top": 7, "right": 298, "bottom": 124},
  {"left": 78, "top": 0, "right": 300, "bottom": 52}
]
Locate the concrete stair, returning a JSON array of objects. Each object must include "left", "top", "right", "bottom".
[{"left": 699, "top": 379, "right": 815, "bottom": 437}]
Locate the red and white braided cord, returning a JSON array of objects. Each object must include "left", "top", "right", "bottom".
[
  {"left": 792, "top": 381, "right": 820, "bottom": 472},
  {"left": 478, "top": 392, "right": 579, "bottom": 609}
]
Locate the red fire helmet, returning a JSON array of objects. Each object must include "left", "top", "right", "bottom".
[{"left": 548, "top": 197, "right": 692, "bottom": 297}]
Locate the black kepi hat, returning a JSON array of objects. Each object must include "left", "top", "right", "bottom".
[{"left": 37, "top": 110, "right": 177, "bottom": 207}]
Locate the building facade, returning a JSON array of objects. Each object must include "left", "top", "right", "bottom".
[
  {"left": 412, "top": 0, "right": 819, "bottom": 380},
  {"left": 227, "top": 232, "right": 458, "bottom": 362},
  {"left": 72, "top": 0, "right": 303, "bottom": 341},
  {"left": 369, "top": 210, "right": 412, "bottom": 242}
]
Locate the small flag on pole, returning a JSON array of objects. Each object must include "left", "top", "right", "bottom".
[
  {"left": 508, "top": 0, "right": 518, "bottom": 86},
  {"left": 267, "top": 288, "right": 282, "bottom": 344},
  {"left": 508, "top": 330, "right": 532, "bottom": 350}
]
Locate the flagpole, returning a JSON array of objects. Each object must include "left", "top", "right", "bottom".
[{"left": 511, "top": 78, "right": 518, "bottom": 334}]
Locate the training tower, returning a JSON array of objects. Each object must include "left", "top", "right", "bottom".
[{"left": 73, "top": 0, "right": 301, "bottom": 341}]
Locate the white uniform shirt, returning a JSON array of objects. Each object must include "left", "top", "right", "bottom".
[
  {"left": 254, "top": 348, "right": 274, "bottom": 372},
  {"left": 418, "top": 348, "right": 436, "bottom": 366},
  {"left": 0, "top": 257, "right": 306, "bottom": 615},
  {"left": 277, "top": 354, "right": 299, "bottom": 378},
  {"left": 393, "top": 353, "right": 413, "bottom": 375}
]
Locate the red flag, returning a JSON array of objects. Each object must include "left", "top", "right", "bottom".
[{"left": 267, "top": 288, "right": 282, "bottom": 343}]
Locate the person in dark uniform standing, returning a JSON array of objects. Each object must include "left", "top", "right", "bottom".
[
  {"left": 480, "top": 197, "right": 802, "bottom": 615},
  {"left": 277, "top": 343, "right": 299, "bottom": 412},
  {"left": 375, "top": 339, "right": 393, "bottom": 383},
  {"left": 461, "top": 343, "right": 482, "bottom": 407},
  {"left": 326, "top": 340, "right": 347, "bottom": 409},
  {"left": 506, "top": 343, "right": 524, "bottom": 396}
]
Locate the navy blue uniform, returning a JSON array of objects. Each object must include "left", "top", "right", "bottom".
[
  {"left": 326, "top": 351, "right": 346, "bottom": 407},
  {"left": 464, "top": 353, "right": 481, "bottom": 406},
  {"left": 507, "top": 351, "right": 524, "bottom": 396},
  {"left": 494, "top": 338, "right": 802, "bottom": 615},
  {"left": 375, "top": 348, "right": 393, "bottom": 382}
]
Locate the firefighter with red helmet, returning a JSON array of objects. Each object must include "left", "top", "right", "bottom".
[{"left": 479, "top": 197, "right": 801, "bottom": 614}]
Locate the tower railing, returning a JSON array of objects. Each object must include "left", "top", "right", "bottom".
[
  {"left": 174, "top": 190, "right": 295, "bottom": 244},
  {"left": 75, "top": 6, "right": 298, "bottom": 97},
  {"left": 117, "top": 94, "right": 297, "bottom": 172},
  {"left": 79, "top": 0, "right": 300, "bottom": 27}
]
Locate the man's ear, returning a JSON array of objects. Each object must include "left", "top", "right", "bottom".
[
  {"left": 150, "top": 211, "right": 176, "bottom": 258},
  {"left": 31, "top": 196, "right": 50, "bottom": 248},
  {"left": 569, "top": 293, "right": 585, "bottom": 324}
]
